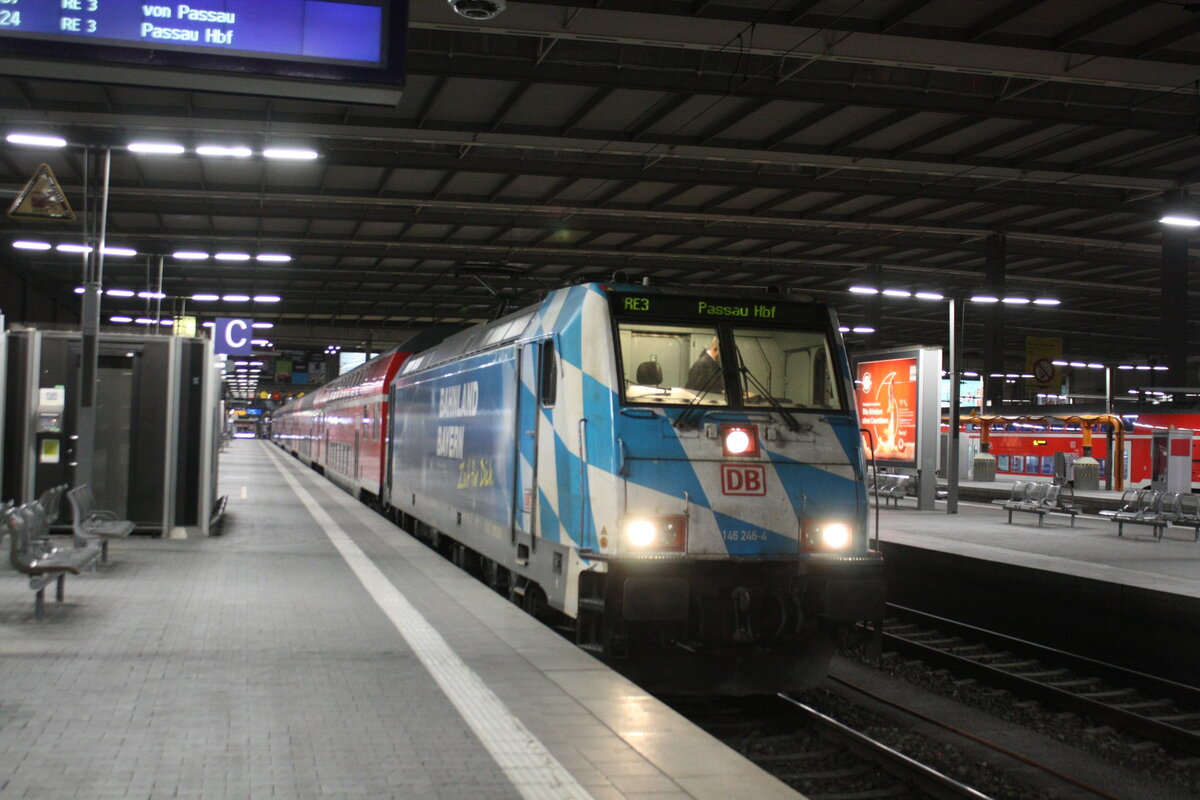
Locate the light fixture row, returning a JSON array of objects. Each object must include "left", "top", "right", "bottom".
[
  {"left": 74, "top": 286, "right": 280, "bottom": 304},
  {"left": 1051, "top": 359, "right": 1168, "bottom": 372},
  {"left": 108, "top": 316, "right": 273, "bottom": 330},
  {"left": 16, "top": 240, "right": 292, "bottom": 263},
  {"left": 6, "top": 133, "right": 318, "bottom": 160},
  {"left": 837, "top": 325, "right": 875, "bottom": 334},
  {"left": 848, "top": 286, "right": 1060, "bottom": 305}
]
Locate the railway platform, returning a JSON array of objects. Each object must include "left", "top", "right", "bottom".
[
  {"left": 0, "top": 440, "right": 798, "bottom": 800},
  {"left": 878, "top": 482, "right": 1200, "bottom": 599}
]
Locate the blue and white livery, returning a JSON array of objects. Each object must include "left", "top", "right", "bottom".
[{"left": 384, "top": 282, "right": 884, "bottom": 693}]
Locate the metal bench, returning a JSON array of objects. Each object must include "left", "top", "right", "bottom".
[
  {"left": 2, "top": 501, "right": 100, "bottom": 617},
  {"left": 872, "top": 474, "right": 913, "bottom": 508},
  {"left": 1107, "top": 489, "right": 1174, "bottom": 540},
  {"left": 67, "top": 485, "right": 135, "bottom": 563},
  {"left": 1165, "top": 493, "right": 1200, "bottom": 542},
  {"left": 1001, "top": 482, "right": 1080, "bottom": 527}
]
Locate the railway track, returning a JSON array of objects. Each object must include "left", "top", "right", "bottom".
[
  {"left": 667, "top": 693, "right": 1003, "bottom": 799},
  {"left": 874, "top": 604, "right": 1200, "bottom": 758}
]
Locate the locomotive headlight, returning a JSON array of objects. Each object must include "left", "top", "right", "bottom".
[
  {"left": 802, "top": 519, "right": 854, "bottom": 551},
  {"left": 627, "top": 519, "right": 658, "bottom": 548},
  {"left": 821, "top": 522, "right": 852, "bottom": 549},
  {"left": 721, "top": 424, "right": 759, "bottom": 457},
  {"left": 623, "top": 516, "right": 687, "bottom": 552}
]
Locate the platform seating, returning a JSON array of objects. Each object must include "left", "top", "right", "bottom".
[
  {"left": 67, "top": 485, "right": 135, "bottom": 563},
  {"left": 1104, "top": 489, "right": 1175, "bottom": 541},
  {"left": 1166, "top": 493, "right": 1200, "bottom": 542},
  {"left": 998, "top": 481, "right": 1080, "bottom": 527},
  {"left": 872, "top": 473, "right": 913, "bottom": 507},
  {"left": 2, "top": 500, "right": 100, "bottom": 617}
]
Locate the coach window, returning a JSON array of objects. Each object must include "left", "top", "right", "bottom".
[
  {"left": 617, "top": 323, "right": 727, "bottom": 405},
  {"left": 540, "top": 341, "right": 557, "bottom": 406},
  {"left": 731, "top": 328, "right": 842, "bottom": 411}
]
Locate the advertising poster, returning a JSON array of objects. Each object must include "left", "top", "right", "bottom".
[{"left": 856, "top": 355, "right": 919, "bottom": 467}]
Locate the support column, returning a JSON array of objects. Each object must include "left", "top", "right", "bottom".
[
  {"left": 1161, "top": 225, "right": 1189, "bottom": 387},
  {"left": 982, "top": 234, "right": 1006, "bottom": 407}
]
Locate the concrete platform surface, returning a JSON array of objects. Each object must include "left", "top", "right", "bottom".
[
  {"left": 0, "top": 440, "right": 802, "bottom": 800},
  {"left": 877, "top": 492, "right": 1200, "bottom": 598}
]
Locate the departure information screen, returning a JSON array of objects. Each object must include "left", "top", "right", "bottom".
[{"left": 0, "top": 1, "right": 387, "bottom": 65}]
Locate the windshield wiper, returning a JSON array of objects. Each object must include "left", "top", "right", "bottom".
[
  {"left": 737, "top": 357, "right": 802, "bottom": 433},
  {"left": 673, "top": 368, "right": 724, "bottom": 429}
]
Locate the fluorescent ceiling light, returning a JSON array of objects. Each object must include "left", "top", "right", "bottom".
[
  {"left": 1117, "top": 365, "right": 1134, "bottom": 370},
  {"left": 970, "top": 295, "right": 999, "bottom": 303},
  {"left": 196, "top": 145, "right": 252, "bottom": 157},
  {"left": 255, "top": 254, "right": 291, "bottom": 263},
  {"left": 12, "top": 240, "right": 51, "bottom": 250},
  {"left": 1069, "top": 361, "right": 1086, "bottom": 368},
  {"left": 1051, "top": 360, "right": 1068, "bottom": 366},
  {"left": 1136, "top": 365, "right": 1152, "bottom": 371},
  {"left": 914, "top": 291, "right": 944, "bottom": 301},
  {"left": 1087, "top": 363, "right": 1104, "bottom": 369},
  {"left": 138, "top": 291, "right": 167, "bottom": 299},
  {"left": 1160, "top": 214, "right": 1200, "bottom": 227},
  {"left": 6, "top": 133, "right": 67, "bottom": 148},
  {"left": 159, "top": 319, "right": 174, "bottom": 326},
  {"left": 128, "top": 142, "right": 186, "bottom": 155},
  {"left": 223, "top": 294, "right": 251, "bottom": 302},
  {"left": 851, "top": 326, "right": 875, "bottom": 334},
  {"left": 1002, "top": 297, "right": 1030, "bottom": 304},
  {"left": 251, "top": 339, "right": 271, "bottom": 346},
  {"left": 201, "top": 321, "right": 215, "bottom": 328},
  {"left": 1153, "top": 365, "right": 1169, "bottom": 371},
  {"left": 253, "top": 295, "right": 280, "bottom": 303},
  {"left": 192, "top": 293, "right": 220, "bottom": 301},
  {"left": 251, "top": 322, "right": 274, "bottom": 329},
  {"left": 882, "top": 289, "right": 911, "bottom": 298},
  {"left": 109, "top": 316, "right": 132, "bottom": 324},
  {"left": 215, "top": 253, "right": 251, "bottom": 262},
  {"left": 1032, "top": 298, "right": 1061, "bottom": 306},
  {"left": 173, "top": 251, "right": 210, "bottom": 260},
  {"left": 135, "top": 317, "right": 156, "bottom": 325},
  {"left": 56, "top": 243, "right": 92, "bottom": 253},
  {"left": 102, "top": 247, "right": 138, "bottom": 257},
  {"left": 106, "top": 288, "right": 135, "bottom": 297},
  {"left": 848, "top": 286, "right": 878, "bottom": 295},
  {"left": 838, "top": 326, "right": 849, "bottom": 332},
  {"left": 74, "top": 286, "right": 85, "bottom": 294},
  {"left": 262, "top": 147, "right": 319, "bottom": 160}
]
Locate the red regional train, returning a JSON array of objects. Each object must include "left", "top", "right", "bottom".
[
  {"left": 272, "top": 348, "right": 411, "bottom": 504},
  {"left": 959, "top": 406, "right": 1200, "bottom": 487}
]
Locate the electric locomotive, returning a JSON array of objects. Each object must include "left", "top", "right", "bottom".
[{"left": 383, "top": 282, "right": 884, "bottom": 693}]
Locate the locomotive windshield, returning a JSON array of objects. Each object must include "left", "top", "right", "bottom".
[
  {"left": 617, "top": 322, "right": 842, "bottom": 410},
  {"left": 619, "top": 324, "right": 728, "bottom": 405}
]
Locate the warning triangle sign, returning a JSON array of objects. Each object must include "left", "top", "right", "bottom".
[{"left": 8, "top": 162, "right": 75, "bottom": 221}]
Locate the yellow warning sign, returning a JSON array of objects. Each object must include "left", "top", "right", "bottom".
[{"left": 8, "top": 162, "right": 75, "bottom": 221}]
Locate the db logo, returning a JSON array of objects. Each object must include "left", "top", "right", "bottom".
[{"left": 721, "top": 464, "right": 767, "bottom": 496}]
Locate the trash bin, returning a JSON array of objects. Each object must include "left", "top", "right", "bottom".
[
  {"left": 1073, "top": 456, "right": 1100, "bottom": 490},
  {"left": 973, "top": 452, "right": 996, "bottom": 482}
]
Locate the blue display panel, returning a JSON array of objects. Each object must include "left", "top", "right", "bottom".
[{"left": 0, "top": 1, "right": 405, "bottom": 102}]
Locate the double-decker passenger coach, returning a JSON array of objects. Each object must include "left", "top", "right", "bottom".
[{"left": 384, "top": 282, "right": 884, "bottom": 693}]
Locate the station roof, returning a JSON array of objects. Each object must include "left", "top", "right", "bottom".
[{"left": 1, "top": 0, "right": 1198, "bottom": 366}]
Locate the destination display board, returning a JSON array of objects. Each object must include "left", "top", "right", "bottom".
[
  {"left": 608, "top": 291, "right": 830, "bottom": 328},
  {"left": 0, "top": 1, "right": 405, "bottom": 104}
]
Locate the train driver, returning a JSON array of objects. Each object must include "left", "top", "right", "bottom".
[{"left": 686, "top": 337, "right": 723, "bottom": 391}]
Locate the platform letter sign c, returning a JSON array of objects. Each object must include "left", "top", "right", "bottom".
[{"left": 215, "top": 317, "right": 253, "bottom": 355}]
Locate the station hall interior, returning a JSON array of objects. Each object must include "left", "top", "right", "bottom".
[
  {"left": 8, "top": 5, "right": 1200, "bottom": 800},
  {"left": 0, "top": 0, "right": 1199, "bottom": 411}
]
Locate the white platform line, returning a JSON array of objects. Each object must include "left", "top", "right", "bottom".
[{"left": 263, "top": 444, "right": 593, "bottom": 800}]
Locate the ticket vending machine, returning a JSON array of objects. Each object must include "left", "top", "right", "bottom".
[{"left": 1150, "top": 428, "right": 1193, "bottom": 494}]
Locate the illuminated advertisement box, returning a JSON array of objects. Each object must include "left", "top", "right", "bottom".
[{"left": 856, "top": 353, "right": 920, "bottom": 468}]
